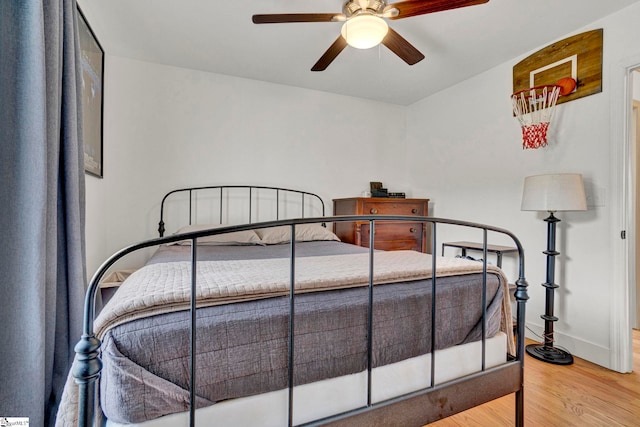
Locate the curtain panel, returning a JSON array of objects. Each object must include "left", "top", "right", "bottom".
[{"left": 0, "top": 1, "right": 86, "bottom": 426}]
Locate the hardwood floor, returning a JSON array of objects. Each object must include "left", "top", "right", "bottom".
[{"left": 430, "top": 330, "right": 640, "bottom": 426}]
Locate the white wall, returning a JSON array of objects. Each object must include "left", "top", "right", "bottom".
[
  {"left": 85, "top": 57, "right": 408, "bottom": 276},
  {"left": 406, "top": 2, "right": 640, "bottom": 368}
]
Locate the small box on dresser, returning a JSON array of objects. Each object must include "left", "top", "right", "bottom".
[{"left": 332, "top": 197, "right": 431, "bottom": 253}]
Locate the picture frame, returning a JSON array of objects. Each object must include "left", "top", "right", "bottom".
[{"left": 77, "top": 6, "right": 104, "bottom": 178}]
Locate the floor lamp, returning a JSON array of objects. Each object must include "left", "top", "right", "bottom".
[{"left": 521, "top": 173, "right": 587, "bottom": 365}]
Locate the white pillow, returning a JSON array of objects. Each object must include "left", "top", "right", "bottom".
[
  {"left": 256, "top": 223, "right": 340, "bottom": 245},
  {"left": 170, "top": 224, "right": 263, "bottom": 246}
]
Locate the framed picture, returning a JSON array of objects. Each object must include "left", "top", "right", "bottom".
[{"left": 77, "top": 6, "right": 104, "bottom": 178}]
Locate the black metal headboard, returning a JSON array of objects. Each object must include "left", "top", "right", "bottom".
[{"left": 158, "top": 185, "right": 326, "bottom": 237}]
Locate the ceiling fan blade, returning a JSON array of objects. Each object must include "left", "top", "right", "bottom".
[
  {"left": 381, "top": 28, "right": 425, "bottom": 65},
  {"left": 252, "top": 13, "right": 342, "bottom": 24},
  {"left": 388, "top": 0, "right": 489, "bottom": 20},
  {"left": 311, "top": 36, "right": 348, "bottom": 71}
]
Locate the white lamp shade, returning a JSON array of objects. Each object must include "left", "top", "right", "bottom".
[
  {"left": 341, "top": 15, "right": 389, "bottom": 49},
  {"left": 521, "top": 173, "right": 587, "bottom": 212}
]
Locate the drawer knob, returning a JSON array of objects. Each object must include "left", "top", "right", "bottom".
[
  {"left": 370, "top": 208, "right": 378, "bottom": 214},
  {"left": 410, "top": 227, "right": 417, "bottom": 233},
  {"left": 411, "top": 208, "right": 418, "bottom": 214}
]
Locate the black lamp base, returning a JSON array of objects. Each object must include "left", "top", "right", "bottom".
[{"left": 525, "top": 343, "right": 574, "bottom": 365}]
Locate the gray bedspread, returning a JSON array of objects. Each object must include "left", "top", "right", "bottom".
[{"left": 99, "top": 242, "right": 504, "bottom": 424}]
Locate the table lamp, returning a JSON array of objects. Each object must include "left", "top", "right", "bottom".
[{"left": 521, "top": 173, "right": 587, "bottom": 365}]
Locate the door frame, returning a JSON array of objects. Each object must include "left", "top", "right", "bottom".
[
  {"left": 634, "top": 99, "right": 640, "bottom": 330},
  {"left": 610, "top": 55, "right": 640, "bottom": 373}
]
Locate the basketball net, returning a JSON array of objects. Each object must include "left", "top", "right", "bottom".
[{"left": 511, "top": 85, "right": 561, "bottom": 149}]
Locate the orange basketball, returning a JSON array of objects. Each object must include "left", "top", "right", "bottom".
[{"left": 556, "top": 77, "right": 577, "bottom": 96}]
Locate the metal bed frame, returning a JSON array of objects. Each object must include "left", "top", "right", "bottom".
[
  {"left": 157, "top": 185, "right": 326, "bottom": 237},
  {"left": 72, "top": 185, "right": 528, "bottom": 426}
]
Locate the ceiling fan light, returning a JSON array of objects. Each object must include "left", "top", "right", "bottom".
[{"left": 340, "top": 15, "right": 389, "bottom": 49}]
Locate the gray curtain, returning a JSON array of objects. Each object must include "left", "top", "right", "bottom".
[{"left": 0, "top": 1, "right": 86, "bottom": 426}]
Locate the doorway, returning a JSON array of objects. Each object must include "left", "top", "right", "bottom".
[{"left": 611, "top": 58, "right": 640, "bottom": 373}]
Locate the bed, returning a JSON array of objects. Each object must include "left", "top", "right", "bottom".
[{"left": 61, "top": 185, "right": 528, "bottom": 427}]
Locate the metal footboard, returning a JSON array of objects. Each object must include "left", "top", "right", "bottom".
[{"left": 73, "top": 215, "right": 527, "bottom": 427}]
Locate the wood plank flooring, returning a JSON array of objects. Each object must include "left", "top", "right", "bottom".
[{"left": 429, "top": 331, "right": 640, "bottom": 426}]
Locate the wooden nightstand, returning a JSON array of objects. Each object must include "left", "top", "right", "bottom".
[{"left": 333, "top": 197, "right": 431, "bottom": 253}]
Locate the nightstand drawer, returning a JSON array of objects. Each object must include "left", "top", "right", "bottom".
[
  {"left": 361, "top": 222, "right": 423, "bottom": 252},
  {"left": 362, "top": 201, "right": 425, "bottom": 216},
  {"left": 361, "top": 222, "right": 422, "bottom": 240},
  {"left": 374, "top": 240, "right": 423, "bottom": 252}
]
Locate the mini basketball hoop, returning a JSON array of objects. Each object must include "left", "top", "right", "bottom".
[{"left": 511, "top": 84, "right": 561, "bottom": 149}]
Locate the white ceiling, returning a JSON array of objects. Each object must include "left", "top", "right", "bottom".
[{"left": 77, "top": 0, "right": 640, "bottom": 106}]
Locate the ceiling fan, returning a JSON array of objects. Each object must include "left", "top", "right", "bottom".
[{"left": 252, "top": 0, "right": 489, "bottom": 71}]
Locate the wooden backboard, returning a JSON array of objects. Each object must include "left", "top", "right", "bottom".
[{"left": 513, "top": 29, "right": 603, "bottom": 106}]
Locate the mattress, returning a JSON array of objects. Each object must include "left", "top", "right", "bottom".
[{"left": 97, "top": 241, "right": 509, "bottom": 424}]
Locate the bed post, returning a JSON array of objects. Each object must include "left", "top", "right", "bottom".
[
  {"left": 73, "top": 334, "right": 102, "bottom": 427},
  {"left": 72, "top": 240, "right": 135, "bottom": 426},
  {"left": 514, "top": 259, "right": 529, "bottom": 427}
]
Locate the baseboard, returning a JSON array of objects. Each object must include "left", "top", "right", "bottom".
[{"left": 524, "top": 322, "right": 612, "bottom": 370}]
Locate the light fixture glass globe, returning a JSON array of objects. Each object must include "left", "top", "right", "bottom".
[{"left": 340, "top": 15, "right": 389, "bottom": 49}]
